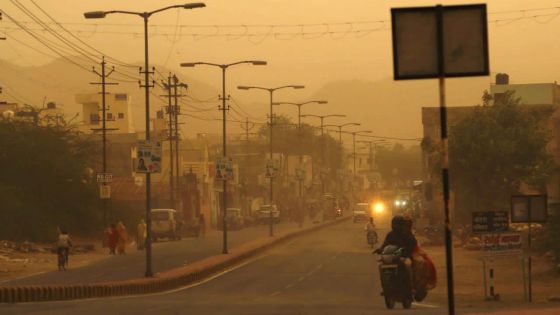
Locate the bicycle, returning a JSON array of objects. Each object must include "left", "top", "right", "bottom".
[{"left": 57, "top": 247, "right": 69, "bottom": 271}]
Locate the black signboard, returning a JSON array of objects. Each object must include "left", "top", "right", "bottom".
[
  {"left": 472, "top": 211, "right": 509, "bottom": 233},
  {"left": 391, "top": 4, "right": 489, "bottom": 80},
  {"left": 511, "top": 195, "right": 548, "bottom": 223}
]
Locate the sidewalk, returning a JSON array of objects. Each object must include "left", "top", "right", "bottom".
[{"left": 5, "top": 219, "right": 314, "bottom": 286}]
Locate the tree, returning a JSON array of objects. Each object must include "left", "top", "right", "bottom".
[
  {"left": 257, "top": 115, "right": 344, "bottom": 184},
  {"left": 449, "top": 91, "right": 554, "bottom": 222},
  {"left": 375, "top": 144, "right": 422, "bottom": 188},
  {"left": 0, "top": 116, "right": 99, "bottom": 241}
]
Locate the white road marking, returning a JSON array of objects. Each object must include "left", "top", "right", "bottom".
[
  {"left": 413, "top": 302, "right": 441, "bottom": 309},
  {"left": 284, "top": 283, "right": 294, "bottom": 289},
  {"left": 269, "top": 291, "right": 281, "bottom": 297},
  {"left": 15, "top": 254, "right": 268, "bottom": 305}
]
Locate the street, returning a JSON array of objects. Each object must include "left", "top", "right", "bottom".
[
  {"left": 0, "top": 220, "right": 451, "bottom": 315},
  {"left": 4, "top": 221, "right": 310, "bottom": 286}
]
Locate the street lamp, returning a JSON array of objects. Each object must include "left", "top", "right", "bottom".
[
  {"left": 272, "top": 100, "right": 327, "bottom": 227},
  {"left": 346, "top": 130, "right": 372, "bottom": 176},
  {"left": 300, "top": 114, "right": 346, "bottom": 220},
  {"left": 180, "top": 60, "right": 267, "bottom": 254},
  {"left": 324, "top": 122, "right": 361, "bottom": 145},
  {"left": 237, "top": 84, "right": 305, "bottom": 236},
  {"left": 84, "top": 2, "right": 206, "bottom": 278}
]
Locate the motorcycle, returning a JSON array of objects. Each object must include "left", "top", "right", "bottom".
[
  {"left": 366, "top": 230, "right": 378, "bottom": 248},
  {"left": 377, "top": 245, "right": 413, "bottom": 309}
]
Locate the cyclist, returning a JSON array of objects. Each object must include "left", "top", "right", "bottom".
[{"left": 56, "top": 227, "right": 72, "bottom": 271}]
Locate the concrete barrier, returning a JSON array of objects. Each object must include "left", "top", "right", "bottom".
[{"left": 0, "top": 216, "right": 349, "bottom": 303}]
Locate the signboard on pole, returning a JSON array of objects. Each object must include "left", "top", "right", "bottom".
[
  {"left": 215, "top": 157, "right": 234, "bottom": 181},
  {"left": 96, "top": 173, "right": 113, "bottom": 183},
  {"left": 511, "top": 194, "right": 547, "bottom": 223},
  {"left": 472, "top": 211, "right": 509, "bottom": 233},
  {"left": 391, "top": 4, "right": 489, "bottom": 80},
  {"left": 295, "top": 167, "right": 306, "bottom": 180},
  {"left": 100, "top": 184, "right": 111, "bottom": 199},
  {"left": 481, "top": 232, "right": 522, "bottom": 255},
  {"left": 265, "top": 159, "right": 280, "bottom": 178},
  {"left": 136, "top": 140, "right": 162, "bottom": 173}
]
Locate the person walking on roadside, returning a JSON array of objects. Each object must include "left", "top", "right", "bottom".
[
  {"left": 198, "top": 214, "right": 206, "bottom": 238},
  {"left": 56, "top": 226, "right": 72, "bottom": 271},
  {"left": 105, "top": 224, "right": 118, "bottom": 255},
  {"left": 136, "top": 219, "right": 147, "bottom": 250},
  {"left": 116, "top": 221, "right": 128, "bottom": 254}
]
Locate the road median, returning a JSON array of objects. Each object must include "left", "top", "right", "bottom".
[{"left": 0, "top": 216, "right": 350, "bottom": 303}]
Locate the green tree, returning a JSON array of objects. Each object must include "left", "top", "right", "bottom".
[
  {"left": 449, "top": 91, "right": 554, "bottom": 222},
  {"left": 0, "top": 117, "right": 99, "bottom": 241}
]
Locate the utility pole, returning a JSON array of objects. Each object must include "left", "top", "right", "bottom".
[
  {"left": 163, "top": 74, "right": 175, "bottom": 209},
  {"left": 173, "top": 76, "right": 187, "bottom": 215},
  {"left": 90, "top": 56, "right": 118, "bottom": 228}
]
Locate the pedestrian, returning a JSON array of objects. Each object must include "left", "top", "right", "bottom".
[
  {"left": 116, "top": 221, "right": 128, "bottom": 254},
  {"left": 105, "top": 224, "right": 118, "bottom": 255},
  {"left": 136, "top": 219, "right": 147, "bottom": 250},
  {"left": 198, "top": 213, "right": 206, "bottom": 238}
]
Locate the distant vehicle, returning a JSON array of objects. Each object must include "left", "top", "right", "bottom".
[
  {"left": 353, "top": 203, "right": 370, "bottom": 223},
  {"left": 218, "top": 208, "right": 245, "bottom": 230},
  {"left": 257, "top": 204, "right": 280, "bottom": 224},
  {"left": 150, "top": 209, "right": 178, "bottom": 241}
]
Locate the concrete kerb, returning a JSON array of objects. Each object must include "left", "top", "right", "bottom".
[{"left": 0, "top": 216, "right": 350, "bottom": 303}]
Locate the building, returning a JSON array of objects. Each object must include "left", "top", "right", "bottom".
[{"left": 75, "top": 92, "right": 135, "bottom": 134}]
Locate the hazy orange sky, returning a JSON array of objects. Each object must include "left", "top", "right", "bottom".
[{"left": 2, "top": 0, "right": 560, "bottom": 140}]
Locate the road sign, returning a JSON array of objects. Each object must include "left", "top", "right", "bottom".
[
  {"left": 96, "top": 173, "right": 113, "bottom": 183},
  {"left": 100, "top": 184, "right": 111, "bottom": 199},
  {"left": 136, "top": 140, "right": 162, "bottom": 173},
  {"left": 391, "top": 4, "right": 489, "bottom": 80},
  {"left": 215, "top": 157, "right": 234, "bottom": 181},
  {"left": 265, "top": 159, "right": 280, "bottom": 178},
  {"left": 295, "top": 167, "right": 306, "bottom": 180},
  {"left": 472, "top": 211, "right": 509, "bottom": 233},
  {"left": 481, "top": 232, "right": 522, "bottom": 255},
  {"left": 511, "top": 195, "right": 547, "bottom": 223}
]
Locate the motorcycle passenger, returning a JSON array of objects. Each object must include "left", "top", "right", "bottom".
[{"left": 376, "top": 215, "right": 417, "bottom": 258}]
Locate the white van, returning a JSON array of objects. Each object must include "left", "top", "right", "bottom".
[{"left": 150, "top": 209, "right": 178, "bottom": 241}]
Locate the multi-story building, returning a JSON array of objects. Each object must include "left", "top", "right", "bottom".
[{"left": 75, "top": 92, "right": 135, "bottom": 134}]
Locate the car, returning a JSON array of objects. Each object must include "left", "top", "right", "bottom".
[
  {"left": 218, "top": 208, "right": 245, "bottom": 230},
  {"left": 150, "top": 208, "right": 179, "bottom": 241},
  {"left": 257, "top": 204, "right": 280, "bottom": 224},
  {"left": 353, "top": 203, "right": 370, "bottom": 223}
]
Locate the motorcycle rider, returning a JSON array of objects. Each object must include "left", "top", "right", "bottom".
[
  {"left": 375, "top": 215, "right": 418, "bottom": 295},
  {"left": 364, "top": 217, "right": 377, "bottom": 243}
]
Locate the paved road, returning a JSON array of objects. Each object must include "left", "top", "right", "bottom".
[
  {"left": 0, "top": 220, "right": 456, "bottom": 314},
  {"left": 5, "top": 220, "right": 311, "bottom": 286}
]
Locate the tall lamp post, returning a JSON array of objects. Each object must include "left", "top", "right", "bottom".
[
  {"left": 300, "top": 114, "right": 345, "bottom": 204},
  {"left": 237, "top": 85, "right": 305, "bottom": 236},
  {"left": 180, "top": 61, "right": 267, "bottom": 254},
  {"left": 348, "top": 130, "right": 373, "bottom": 176},
  {"left": 272, "top": 100, "right": 328, "bottom": 227},
  {"left": 324, "top": 122, "right": 361, "bottom": 146},
  {"left": 84, "top": 2, "right": 206, "bottom": 278}
]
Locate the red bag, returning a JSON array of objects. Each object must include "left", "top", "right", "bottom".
[{"left": 413, "top": 245, "right": 437, "bottom": 290}]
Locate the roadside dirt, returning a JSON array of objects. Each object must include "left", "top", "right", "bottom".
[
  {"left": 0, "top": 239, "right": 111, "bottom": 283},
  {"left": 425, "top": 243, "right": 560, "bottom": 311}
]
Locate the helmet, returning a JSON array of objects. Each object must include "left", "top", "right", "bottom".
[{"left": 391, "top": 215, "right": 406, "bottom": 231}]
